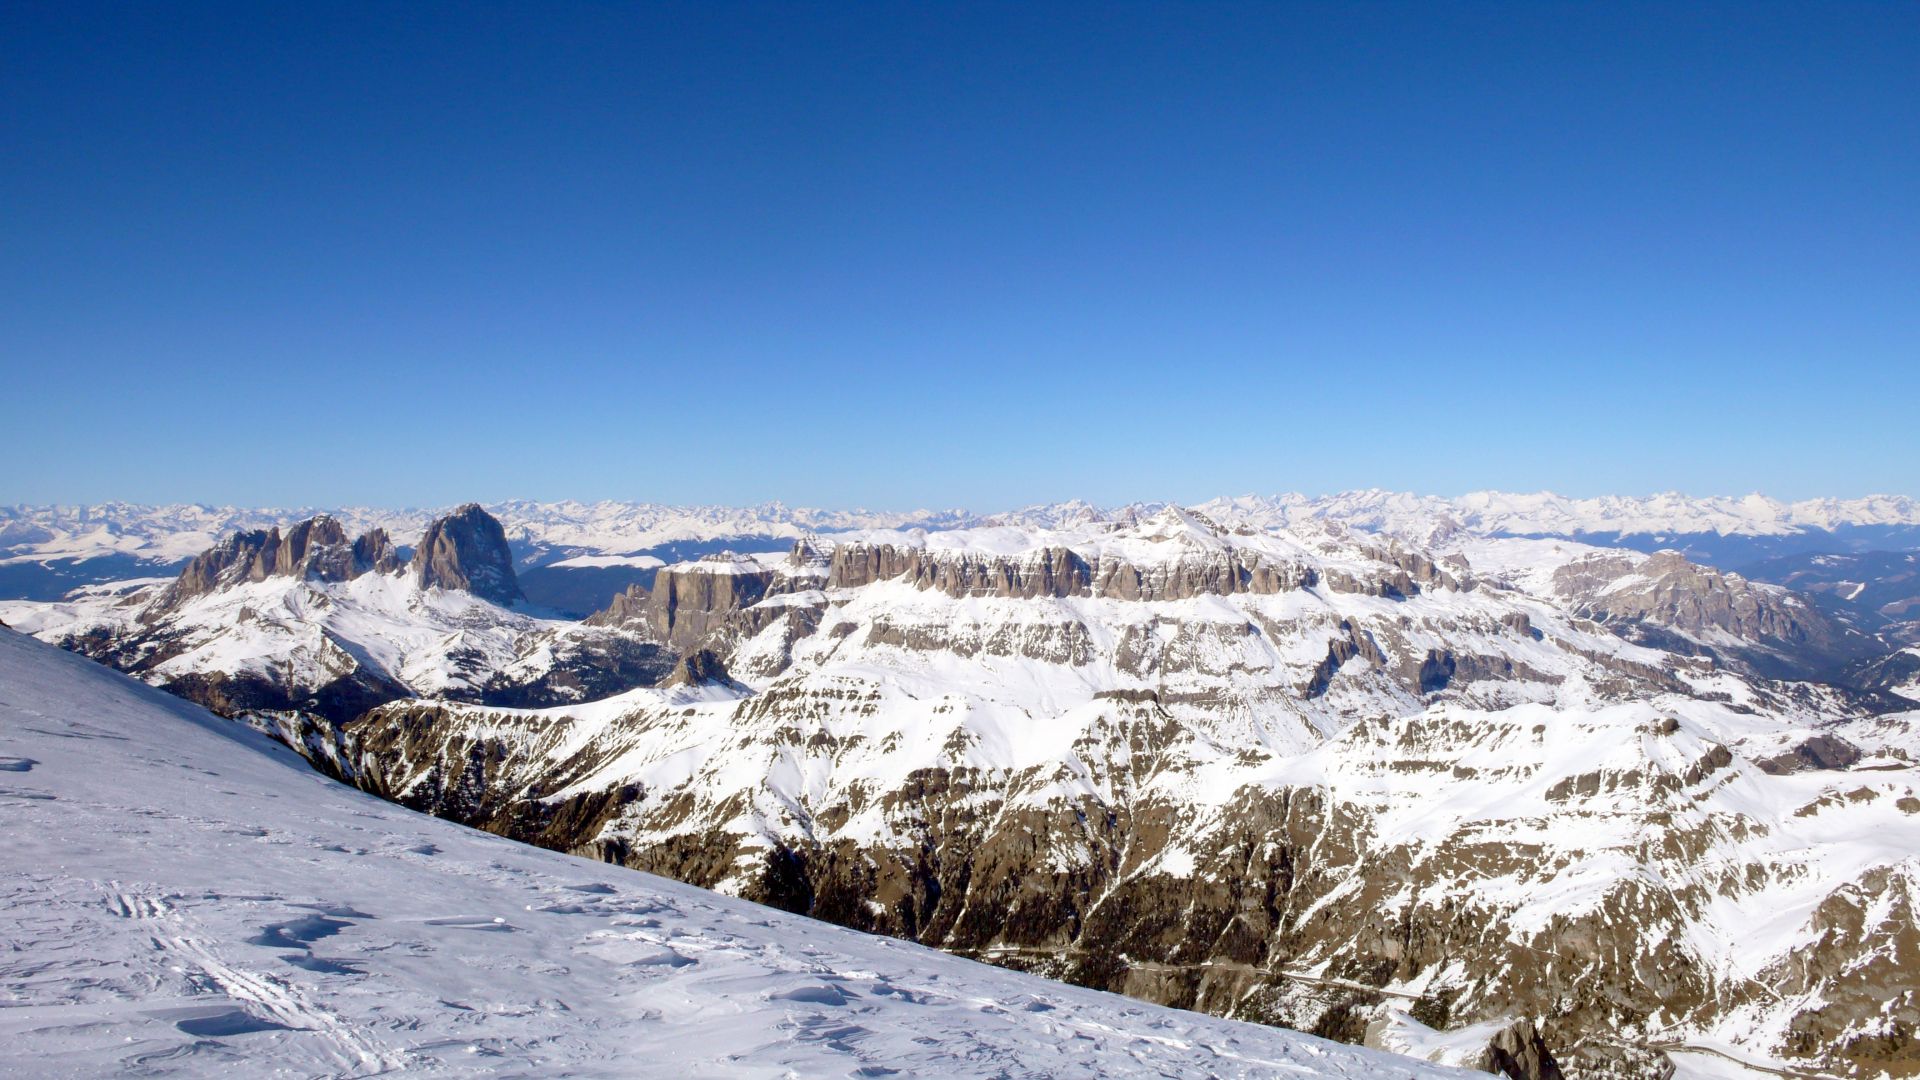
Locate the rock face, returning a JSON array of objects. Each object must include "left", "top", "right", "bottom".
[
  {"left": 1485, "top": 1020, "right": 1565, "bottom": 1080},
  {"left": 1548, "top": 550, "right": 1867, "bottom": 680},
  {"left": 352, "top": 527, "right": 404, "bottom": 576},
  {"left": 23, "top": 504, "right": 667, "bottom": 725},
  {"left": 411, "top": 504, "right": 523, "bottom": 606},
  {"left": 583, "top": 582, "right": 650, "bottom": 629},
  {"left": 157, "top": 514, "right": 414, "bottom": 616},
  {"left": 164, "top": 515, "right": 362, "bottom": 607},
  {"left": 646, "top": 557, "right": 777, "bottom": 649}
]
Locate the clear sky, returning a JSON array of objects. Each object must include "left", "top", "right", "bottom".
[{"left": 3, "top": 2, "right": 1915, "bottom": 510}]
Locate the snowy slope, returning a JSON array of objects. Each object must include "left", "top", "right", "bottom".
[{"left": 0, "top": 628, "right": 1461, "bottom": 1079}]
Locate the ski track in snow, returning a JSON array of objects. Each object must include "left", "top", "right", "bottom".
[{"left": 0, "top": 628, "right": 1461, "bottom": 1079}]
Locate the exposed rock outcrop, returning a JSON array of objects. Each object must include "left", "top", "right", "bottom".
[
  {"left": 647, "top": 559, "right": 775, "bottom": 648},
  {"left": 823, "top": 542, "right": 1317, "bottom": 601},
  {"left": 1755, "top": 732, "right": 1864, "bottom": 774},
  {"left": 1486, "top": 1019, "right": 1565, "bottom": 1080},
  {"left": 583, "top": 582, "right": 650, "bottom": 629},
  {"left": 1551, "top": 550, "right": 1865, "bottom": 680},
  {"left": 160, "top": 515, "right": 381, "bottom": 611},
  {"left": 352, "top": 527, "right": 403, "bottom": 575},
  {"left": 411, "top": 504, "right": 523, "bottom": 605}
]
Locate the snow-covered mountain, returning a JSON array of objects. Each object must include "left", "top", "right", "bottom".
[
  {"left": 0, "top": 500, "right": 971, "bottom": 570},
  {"left": 0, "top": 501, "right": 976, "bottom": 609},
  {"left": 1194, "top": 491, "right": 1920, "bottom": 541},
  {"left": 0, "top": 505, "right": 675, "bottom": 717},
  {"left": 8, "top": 491, "right": 1919, "bottom": 604},
  {"left": 281, "top": 512, "right": 1916, "bottom": 1079},
  {"left": 1192, "top": 493, "right": 1920, "bottom": 573},
  {"left": 8, "top": 498, "right": 1920, "bottom": 1077},
  {"left": 0, "top": 625, "right": 1475, "bottom": 1079}
]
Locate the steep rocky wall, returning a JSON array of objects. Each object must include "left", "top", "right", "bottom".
[
  {"left": 647, "top": 565, "right": 775, "bottom": 648},
  {"left": 822, "top": 542, "right": 1319, "bottom": 601},
  {"left": 412, "top": 503, "right": 524, "bottom": 605},
  {"left": 160, "top": 515, "right": 395, "bottom": 611}
]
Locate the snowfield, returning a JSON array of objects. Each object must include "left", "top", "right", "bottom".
[{"left": 0, "top": 628, "right": 1461, "bottom": 1079}]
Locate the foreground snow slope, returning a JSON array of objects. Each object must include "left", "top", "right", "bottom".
[{"left": 0, "top": 628, "right": 1458, "bottom": 1079}]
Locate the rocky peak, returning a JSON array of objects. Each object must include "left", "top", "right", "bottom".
[
  {"left": 276, "top": 515, "right": 355, "bottom": 581},
  {"left": 1138, "top": 506, "right": 1228, "bottom": 547},
  {"left": 352, "top": 528, "right": 404, "bottom": 576},
  {"left": 787, "top": 534, "right": 834, "bottom": 569},
  {"left": 410, "top": 504, "right": 523, "bottom": 606},
  {"left": 161, "top": 514, "right": 385, "bottom": 610},
  {"left": 583, "top": 582, "right": 650, "bottom": 630},
  {"left": 647, "top": 557, "right": 776, "bottom": 648}
]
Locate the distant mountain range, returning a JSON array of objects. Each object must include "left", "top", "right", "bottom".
[{"left": 7, "top": 491, "right": 1919, "bottom": 604}]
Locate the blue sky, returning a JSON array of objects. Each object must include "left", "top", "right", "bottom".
[{"left": 3, "top": 2, "right": 1915, "bottom": 510}]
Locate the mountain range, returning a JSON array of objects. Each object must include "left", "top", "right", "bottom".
[
  {"left": 4, "top": 493, "right": 1919, "bottom": 1079},
  {"left": 0, "top": 623, "right": 1472, "bottom": 1078}
]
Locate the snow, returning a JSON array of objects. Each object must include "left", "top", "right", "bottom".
[
  {"left": 547, "top": 554, "right": 666, "bottom": 570},
  {"left": 1369, "top": 1009, "right": 1506, "bottom": 1069},
  {"left": 0, "top": 627, "right": 1462, "bottom": 1079},
  {"left": 1193, "top": 491, "right": 1920, "bottom": 539},
  {"left": 0, "top": 565, "right": 639, "bottom": 707},
  {"left": 6, "top": 498, "right": 1919, "bottom": 1075},
  {"left": 662, "top": 553, "right": 783, "bottom": 575},
  {"left": 9, "top": 491, "right": 1918, "bottom": 581}
]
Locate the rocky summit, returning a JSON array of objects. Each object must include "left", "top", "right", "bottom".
[
  {"left": 9, "top": 504, "right": 670, "bottom": 721},
  {"left": 410, "top": 501, "right": 525, "bottom": 606},
  {"left": 4, "top": 497, "right": 1918, "bottom": 1079}
]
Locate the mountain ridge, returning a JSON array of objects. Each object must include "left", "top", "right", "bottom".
[{"left": 6, "top": 499, "right": 1920, "bottom": 1077}]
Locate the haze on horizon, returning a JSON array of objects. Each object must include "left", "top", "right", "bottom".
[{"left": 3, "top": 2, "right": 1915, "bottom": 509}]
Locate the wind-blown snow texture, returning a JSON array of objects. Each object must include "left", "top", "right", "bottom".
[{"left": 0, "top": 627, "right": 1460, "bottom": 1079}]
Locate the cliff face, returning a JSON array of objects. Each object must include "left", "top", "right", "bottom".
[
  {"left": 165, "top": 515, "right": 359, "bottom": 607},
  {"left": 1550, "top": 550, "right": 1867, "bottom": 679},
  {"left": 159, "top": 514, "right": 415, "bottom": 615},
  {"left": 823, "top": 542, "right": 1325, "bottom": 600},
  {"left": 411, "top": 503, "right": 524, "bottom": 606},
  {"left": 43, "top": 504, "right": 666, "bottom": 725},
  {"left": 352, "top": 527, "right": 404, "bottom": 576},
  {"left": 646, "top": 559, "right": 777, "bottom": 649},
  {"left": 155, "top": 506, "right": 529, "bottom": 616},
  {"left": 582, "top": 582, "right": 649, "bottom": 628}
]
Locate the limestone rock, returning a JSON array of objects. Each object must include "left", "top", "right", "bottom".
[
  {"left": 1486, "top": 1019, "right": 1564, "bottom": 1080},
  {"left": 1550, "top": 550, "right": 1865, "bottom": 680},
  {"left": 583, "top": 582, "right": 650, "bottom": 629},
  {"left": 352, "top": 527, "right": 403, "bottom": 575},
  {"left": 162, "top": 514, "right": 368, "bottom": 610},
  {"left": 411, "top": 504, "right": 523, "bottom": 605}
]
